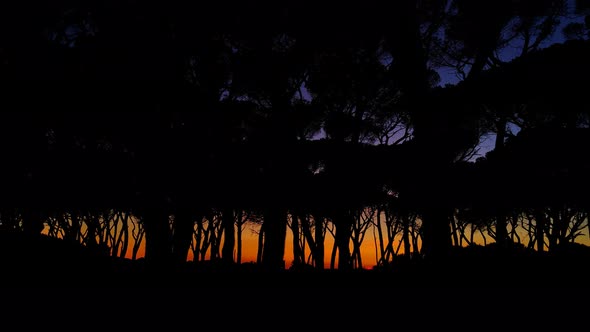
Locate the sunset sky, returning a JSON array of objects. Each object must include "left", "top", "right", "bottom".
[{"left": 41, "top": 211, "right": 590, "bottom": 270}]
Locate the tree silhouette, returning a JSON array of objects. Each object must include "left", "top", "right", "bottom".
[{"left": 3, "top": 0, "right": 590, "bottom": 289}]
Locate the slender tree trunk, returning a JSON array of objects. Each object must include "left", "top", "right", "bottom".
[
  {"left": 334, "top": 211, "right": 352, "bottom": 271},
  {"left": 402, "top": 214, "right": 411, "bottom": 258},
  {"left": 221, "top": 209, "right": 235, "bottom": 264},
  {"left": 548, "top": 211, "right": 558, "bottom": 252},
  {"left": 535, "top": 212, "right": 546, "bottom": 253},
  {"left": 131, "top": 218, "right": 145, "bottom": 261},
  {"left": 510, "top": 213, "right": 521, "bottom": 244},
  {"left": 194, "top": 219, "right": 205, "bottom": 262},
  {"left": 450, "top": 212, "right": 460, "bottom": 247},
  {"left": 301, "top": 214, "right": 318, "bottom": 268},
  {"left": 376, "top": 209, "right": 386, "bottom": 264},
  {"left": 352, "top": 240, "right": 363, "bottom": 270},
  {"left": 495, "top": 214, "right": 508, "bottom": 249},
  {"left": 69, "top": 213, "right": 81, "bottom": 243},
  {"left": 257, "top": 222, "right": 265, "bottom": 264},
  {"left": 458, "top": 223, "right": 471, "bottom": 246},
  {"left": 290, "top": 213, "right": 303, "bottom": 267},
  {"left": 411, "top": 228, "right": 421, "bottom": 255},
  {"left": 494, "top": 118, "right": 508, "bottom": 249},
  {"left": 85, "top": 214, "right": 99, "bottom": 249},
  {"left": 210, "top": 225, "right": 223, "bottom": 261},
  {"left": 384, "top": 215, "right": 396, "bottom": 262},
  {"left": 330, "top": 237, "right": 338, "bottom": 270},
  {"left": 200, "top": 218, "right": 213, "bottom": 261},
  {"left": 314, "top": 214, "right": 325, "bottom": 270},
  {"left": 236, "top": 210, "right": 243, "bottom": 264},
  {"left": 116, "top": 212, "right": 130, "bottom": 258},
  {"left": 480, "top": 229, "right": 488, "bottom": 246}
]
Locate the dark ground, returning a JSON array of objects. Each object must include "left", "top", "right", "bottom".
[
  {"left": 0, "top": 231, "right": 587, "bottom": 330},
  {"left": 1, "top": 231, "right": 588, "bottom": 289}
]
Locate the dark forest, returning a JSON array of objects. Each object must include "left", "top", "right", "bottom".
[{"left": 2, "top": 0, "right": 590, "bottom": 293}]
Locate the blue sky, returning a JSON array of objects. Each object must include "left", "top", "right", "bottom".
[
  {"left": 440, "top": 0, "right": 588, "bottom": 86},
  {"left": 439, "top": 3, "right": 586, "bottom": 161}
]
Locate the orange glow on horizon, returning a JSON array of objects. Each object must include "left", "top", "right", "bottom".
[{"left": 41, "top": 214, "right": 590, "bottom": 269}]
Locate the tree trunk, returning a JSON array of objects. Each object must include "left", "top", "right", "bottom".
[
  {"left": 334, "top": 211, "right": 353, "bottom": 271},
  {"left": 290, "top": 213, "right": 303, "bottom": 267},
  {"left": 466, "top": 51, "right": 490, "bottom": 81},
  {"left": 547, "top": 211, "right": 558, "bottom": 252},
  {"left": 480, "top": 229, "right": 488, "bottom": 246},
  {"left": 352, "top": 241, "right": 363, "bottom": 270},
  {"left": 411, "top": 228, "right": 421, "bottom": 255},
  {"left": 330, "top": 237, "right": 338, "bottom": 270},
  {"left": 116, "top": 212, "right": 130, "bottom": 258},
  {"left": 535, "top": 212, "right": 546, "bottom": 253},
  {"left": 236, "top": 210, "right": 243, "bottom": 264},
  {"left": 384, "top": 212, "right": 396, "bottom": 262},
  {"left": 402, "top": 214, "right": 411, "bottom": 258},
  {"left": 450, "top": 212, "right": 460, "bottom": 247},
  {"left": 261, "top": 208, "right": 287, "bottom": 270},
  {"left": 193, "top": 220, "right": 204, "bottom": 262},
  {"left": 171, "top": 208, "right": 197, "bottom": 264},
  {"left": 495, "top": 214, "right": 508, "bottom": 249},
  {"left": 86, "top": 214, "right": 100, "bottom": 250},
  {"left": 131, "top": 219, "right": 145, "bottom": 261},
  {"left": 142, "top": 204, "right": 172, "bottom": 267},
  {"left": 388, "top": 0, "right": 453, "bottom": 262},
  {"left": 221, "top": 209, "right": 235, "bottom": 264},
  {"left": 494, "top": 118, "right": 509, "bottom": 249},
  {"left": 421, "top": 208, "right": 452, "bottom": 260},
  {"left": 210, "top": 225, "right": 222, "bottom": 261},
  {"left": 314, "top": 214, "right": 325, "bottom": 270},
  {"left": 300, "top": 214, "right": 318, "bottom": 267},
  {"left": 375, "top": 209, "right": 386, "bottom": 265},
  {"left": 256, "top": 222, "right": 265, "bottom": 265}
]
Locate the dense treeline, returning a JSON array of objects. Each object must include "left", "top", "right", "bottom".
[{"left": 1, "top": 0, "right": 590, "bottom": 274}]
